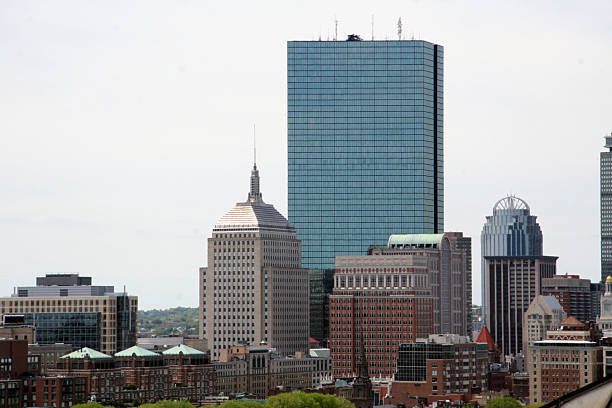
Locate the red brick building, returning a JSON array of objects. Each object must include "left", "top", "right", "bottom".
[
  {"left": 330, "top": 258, "right": 433, "bottom": 379},
  {"left": 50, "top": 344, "right": 215, "bottom": 404},
  {"left": 0, "top": 340, "right": 86, "bottom": 408}
]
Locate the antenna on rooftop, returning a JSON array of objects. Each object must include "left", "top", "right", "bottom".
[
  {"left": 371, "top": 14, "right": 374, "bottom": 40},
  {"left": 397, "top": 17, "right": 402, "bottom": 40},
  {"left": 253, "top": 124, "right": 257, "bottom": 166},
  {"left": 334, "top": 16, "right": 338, "bottom": 41}
]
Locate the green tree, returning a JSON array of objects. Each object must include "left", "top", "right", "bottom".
[
  {"left": 72, "top": 403, "right": 108, "bottom": 408},
  {"left": 217, "top": 401, "right": 265, "bottom": 408},
  {"left": 485, "top": 397, "right": 522, "bottom": 408},
  {"left": 266, "top": 392, "right": 354, "bottom": 408}
]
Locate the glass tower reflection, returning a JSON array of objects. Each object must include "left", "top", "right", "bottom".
[{"left": 287, "top": 38, "right": 444, "bottom": 272}]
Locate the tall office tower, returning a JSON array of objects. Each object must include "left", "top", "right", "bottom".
[
  {"left": 601, "top": 133, "right": 612, "bottom": 283},
  {"left": 287, "top": 38, "right": 444, "bottom": 340},
  {"left": 541, "top": 274, "right": 593, "bottom": 324},
  {"left": 329, "top": 255, "right": 434, "bottom": 379},
  {"left": 485, "top": 256, "right": 557, "bottom": 356},
  {"left": 200, "top": 164, "right": 309, "bottom": 359},
  {"left": 481, "top": 196, "right": 543, "bottom": 320},
  {"left": 0, "top": 274, "right": 137, "bottom": 355}
]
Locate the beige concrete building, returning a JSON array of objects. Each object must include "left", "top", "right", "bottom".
[
  {"left": 0, "top": 322, "right": 34, "bottom": 342},
  {"left": 598, "top": 276, "right": 612, "bottom": 330},
  {"left": 485, "top": 256, "right": 558, "bottom": 356},
  {"left": 529, "top": 322, "right": 603, "bottom": 404},
  {"left": 200, "top": 164, "right": 309, "bottom": 359},
  {"left": 0, "top": 275, "right": 137, "bottom": 355},
  {"left": 213, "top": 344, "right": 332, "bottom": 398},
  {"left": 523, "top": 295, "right": 566, "bottom": 362}
]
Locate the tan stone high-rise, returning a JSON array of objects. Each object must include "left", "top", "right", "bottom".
[{"left": 200, "top": 163, "right": 309, "bottom": 359}]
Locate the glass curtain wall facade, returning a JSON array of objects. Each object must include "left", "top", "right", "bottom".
[
  {"left": 480, "top": 196, "right": 543, "bottom": 320},
  {"left": 601, "top": 134, "right": 612, "bottom": 283},
  {"left": 287, "top": 38, "right": 444, "bottom": 277},
  {"left": 23, "top": 312, "right": 101, "bottom": 350}
]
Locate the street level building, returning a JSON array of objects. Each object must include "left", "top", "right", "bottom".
[
  {"left": 522, "top": 295, "right": 566, "bottom": 363},
  {"left": 288, "top": 38, "right": 445, "bottom": 341},
  {"left": 529, "top": 319, "right": 603, "bottom": 404},
  {"left": 389, "top": 334, "right": 488, "bottom": 400},
  {"left": 485, "top": 256, "right": 557, "bottom": 356},
  {"left": 28, "top": 343, "right": 73, "bottom": 374},
  {"left": 213, "top": 344, "right": 332, "bottom": 398},
  {"left": 330, "top": 252, "right": 434, "bottom": 379},
  {"left": 481, "top": 196, "right": 543, "bottom": 321},
  {"left": 50, "top": 344, "right": 215, "bottom": 404},
  {"left": 542, "top": 274, "right": 593, "bottom": 324},
  {"left": 200, "top": 164, "right": 309, "bottom": 359},
  {"left": 0, "top": 315, "right": 34, "bottom": 342},
  {"left": 598, "top": 276, "right": 612, "bottom": 330},
  {"left": 0, "top": 274, "right": 137, "bottom": 355}
]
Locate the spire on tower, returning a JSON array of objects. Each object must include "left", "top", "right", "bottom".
[
  {"left": 356, "top": 331, "right": 369, "bottom": 379},
  {"left": 248, "top": 126, "right": 263, "bottom": 203},
  {"left": 253, "top": 123, "right": 257, "bottom": 167}
]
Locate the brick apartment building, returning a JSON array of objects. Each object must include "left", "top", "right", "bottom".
[
  {"left": 50, "top": 344, "right": 215, "bottom": 404},
  {"left": 0, "top": 339, "right": 87, "bottom": 408},
  {"left": 529, "top": 317, "right": 603, "bottom": 404},
  {"left": 330, "top": 256, "right": 434, "bottom": 379}
]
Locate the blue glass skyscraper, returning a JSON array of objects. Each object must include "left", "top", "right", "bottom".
[
  {"left": 288, "top": 37, "right": 444, "bottom": 341},
  {"left": 288, "top": 37, "right": 444, "bottom": 269},
  {"left": 480, "top": 195, "right": 543, "bottom": 321}
]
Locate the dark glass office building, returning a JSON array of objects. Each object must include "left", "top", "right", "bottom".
[
  {"left": 480, "top": 196, "right": 543, "bottom": 321},
  {"left": 601, "top": 134, "right": 612, "bottom": 283},
  {"left": 288, "top": 38, "right": 444, "bottom": 267},
  {"left": 287, "top": 38, "right": 444, "bottom": 338},
  {"left": 23, "top": 312, "right": 101, "bottom": 350}
]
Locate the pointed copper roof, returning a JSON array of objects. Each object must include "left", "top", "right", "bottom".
[
  {"left": 561, "top": 316, "right": 584, "bottom": 327},
  {"left": 476, "top": 326, "right": 497, "bottom": 351}
]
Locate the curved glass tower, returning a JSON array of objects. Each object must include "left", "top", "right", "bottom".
[{"left": 481, "top": 196, "right": 543, "bottom": 319}]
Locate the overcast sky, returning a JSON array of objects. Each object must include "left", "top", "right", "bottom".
[{"left": 1, "top": 0, "right": 611, "bottom": 310}]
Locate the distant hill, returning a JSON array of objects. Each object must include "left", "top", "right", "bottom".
[{"left": 138, "top": 307, "right": 199, "bottom": 336}]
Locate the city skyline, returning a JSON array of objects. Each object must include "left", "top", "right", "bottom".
[{"left": 1, "top": 1, "right": 611, "bottom": 309}]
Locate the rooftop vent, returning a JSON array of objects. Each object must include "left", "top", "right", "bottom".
[{"left": 347, "top": 34, "right": 362, "bottom": 41}]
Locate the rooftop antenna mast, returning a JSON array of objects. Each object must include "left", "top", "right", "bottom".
[
  {"left": 397, "top": 17, "right": 402, "bottom": 40},
  {"left": 253, "top": 124, "right": 256, "bottom": 166},
  {"left": 334, "top": 16, "right": 338, "bottom": 41},
  {"left": 371, "top": 14, "right": 374, "bottom": 40}
]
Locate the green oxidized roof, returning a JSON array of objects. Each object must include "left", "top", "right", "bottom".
[
  {"left": 60, "top": 347, "right": 112, "bottom": 360},
  {"left": 162, "top": 344, "right": 206, "bottom": 356},
  {"left": 387, "top": 233, "right": 444, "bottom": 248},
  {"left": 114, "top": 346, "right": 160, "bottom": 358}
]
